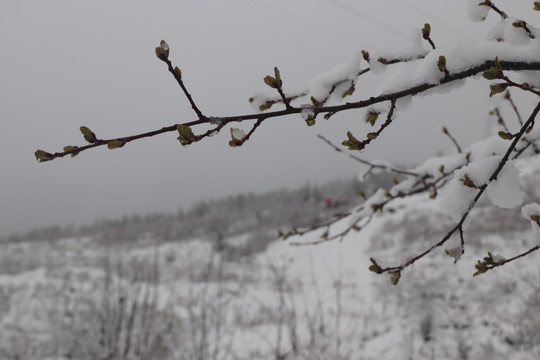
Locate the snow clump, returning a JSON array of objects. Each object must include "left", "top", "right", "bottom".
[
  {"left": 522, "top": 202, "right": 540, "bottom": 243},
  {"left": 440, "top": 155, "right": 523, "bottom": 225},
  {"left": 467, "top": 0, "right": 490, "bottom": 22},
  {"left": 230, "top": 128, "right": 246, "bottom": 141},
  {"left": 307, "top": 53, "right": 363, "bottom": 102}
]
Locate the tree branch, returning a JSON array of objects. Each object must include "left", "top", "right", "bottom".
[
  {"left": 377, "top": 100, "right": 540, "bottom": 275},
  {"left": 35, "top": 59, "right": 540, "bottom": 162}
]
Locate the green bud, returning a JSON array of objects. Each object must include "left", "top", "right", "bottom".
[
  {"left": 34, "top": 149, "right": 54, "bottom": 162},
  {"left": 483, "top": 71, "right": 497, "bottom": 80},
  {"left": 273, "top": 67, "right": 282, "bottom": 87},
  {"left": 365, "top": 111, "right": 379, "bottom": 126},
  {"left": 305, "top": 117, "right": 316, "bottom": 127},
  {"left": 342, "top": 84, "right": 355, "bottom": 98},
  {"left": 341, "top": 131, "right": 364, "bottom": 150},
  {"left": 494, "top": 56, "right": 502, "bottom": 70},
  {"left": 361, "top": 50, "right": 370, "bottom": 62},
  {"left": 310, "top": 96, "right": 323, "bottom": 107},
  {"left": 366, "top": 132, "right": 378, "bottom": 140},
  {"left": 107, "top": 140, "right": 126, "bottom": 149},
  {"left": 422, "top": 23, "right": 431, "bottom": 40},
  {"left": 489, "top": 83, "right": 508, "bottom": 97},
  {"left": 155, "top": 40, "right": 170, "bottom": 61},
  {"left": 473, "top": 260, "right": 488, "bottom": 276},
  {"left": 368, "top": 258, "right": 383, "bottom": 274},
  {"left": 389, "top": 271, "right": 400, "bottom": 286},
  {"left": 263, "top": 75, "right": 278, "bottom": 89},
  {"left": 80, "top": 126, "right": 98, "bottom": 143},
  {"left": 155, "top": 47, "right": 167, "bottom": 61},
  {"left": 437, "top": 56, "right": 447, "bottom": 72},
  {"left": 498, "top": 131, "right": 514, "bottom": 140},
  {"left": 173, "top": 66, "right": 182, "bottom": 79},
  {"left": 346, "top": 131, "right": 358, "bottom": 142},
  {"left": 177, "top": 124, "right": 196, "bottom": 146},
  {"left": 259, "top": 102, "right": 272, "bottom": 111},
  {"left": 63, "top": 146, "right": 80, "bottom": 157},
  {"left": 460, "top": 173, "right": 476, "bottom": 188}
]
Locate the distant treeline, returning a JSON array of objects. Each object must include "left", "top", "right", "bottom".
[{"left": 2, "top": 173, "right": 393, "bottom": 247}]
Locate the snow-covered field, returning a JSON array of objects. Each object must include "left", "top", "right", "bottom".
[{"left": 1, "top": 158, "right": 540, "bottom": 359}]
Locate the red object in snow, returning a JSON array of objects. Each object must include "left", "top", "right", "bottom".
[{"left": 324, "top": 198, "right": 339, "bottom": 208}]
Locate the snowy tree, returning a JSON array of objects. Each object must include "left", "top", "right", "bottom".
[{"left": 35, "top": 1, "right": 540, "bottom": 284}]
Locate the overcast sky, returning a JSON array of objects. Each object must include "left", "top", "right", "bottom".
[{"left": 0, "top": 0, "right": 532, "bottom": 237}]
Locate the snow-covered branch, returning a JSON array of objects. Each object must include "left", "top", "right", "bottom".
[{"left": 34, "top": 1, "right": 540, "bottom": 282}]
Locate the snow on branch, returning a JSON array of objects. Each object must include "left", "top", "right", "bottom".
[{"left": 35, "top": 1, "right": 540, "bottom": 283}]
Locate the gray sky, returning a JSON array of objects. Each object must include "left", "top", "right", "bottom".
[{"left": 0, "top": 0, "right": 530, "bottom": 236}]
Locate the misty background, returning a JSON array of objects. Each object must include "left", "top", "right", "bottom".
[{"left": 0, "top": 0, "right": 531, "bottom": 236}]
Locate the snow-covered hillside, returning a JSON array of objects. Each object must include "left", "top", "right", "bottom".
[{"left": 0, "top": 157, "right": 539, "bottom": 359}]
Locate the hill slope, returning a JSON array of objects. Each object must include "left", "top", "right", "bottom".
[{"left": 0, "top": 160, "right": 539, "bottom": 359}]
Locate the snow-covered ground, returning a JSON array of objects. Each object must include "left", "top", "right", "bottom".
[{"left": 1, "top": 157, "right": 540, "bottom": 359}]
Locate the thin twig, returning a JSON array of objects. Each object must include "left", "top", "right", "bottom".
[
  {"left": 459, "top": 226, "right": 465, "bottom": 255},
  {"left": 484, "top": 0, "right": 508, "bottom": 19},
  {"left": 504, "top": 91, "right": 523, "bottom": 125},
  {"left": 514, "top": 20, "right": 536, "bottom": 40},
  {"left": 233, "top": 118, "right": 265, "bottom": 146},
  {"left": 503, "top": 75, "right": 540, "bottom": 97},
  {"left": 280, "top": 211, "right": 352, "bottom": 240},
  {"left": 482, "top": 245, "right": 540, "bottom": 274},
  {"left": 491, "top": 107, "right": 510, "bottom": 132},
  {"left": 505, "top": 90, "right": 540, "bottom": 154},
  {"left": 359, "top": 99, "right": 397, "bottom": 148},
  {"left": 513, "top": 141, "right": 534, "bottom": 160},
  {"left": 317, "top": 134, "right": 421, "bottom": 178},
  {"left": 442, "top": 127, "right": 463, "bottom": 153},
  {"left": 164, "top": 58, "right": 206, "bottom": 120},
  {"left": 276, "top": 86, "right": 291, "bottom": 110},
  {"left": 285, "top": 157, "right": 460, "bottom": 246},
  {"left": 290, "top": 215, "right": 373, "bottom": 246}
]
